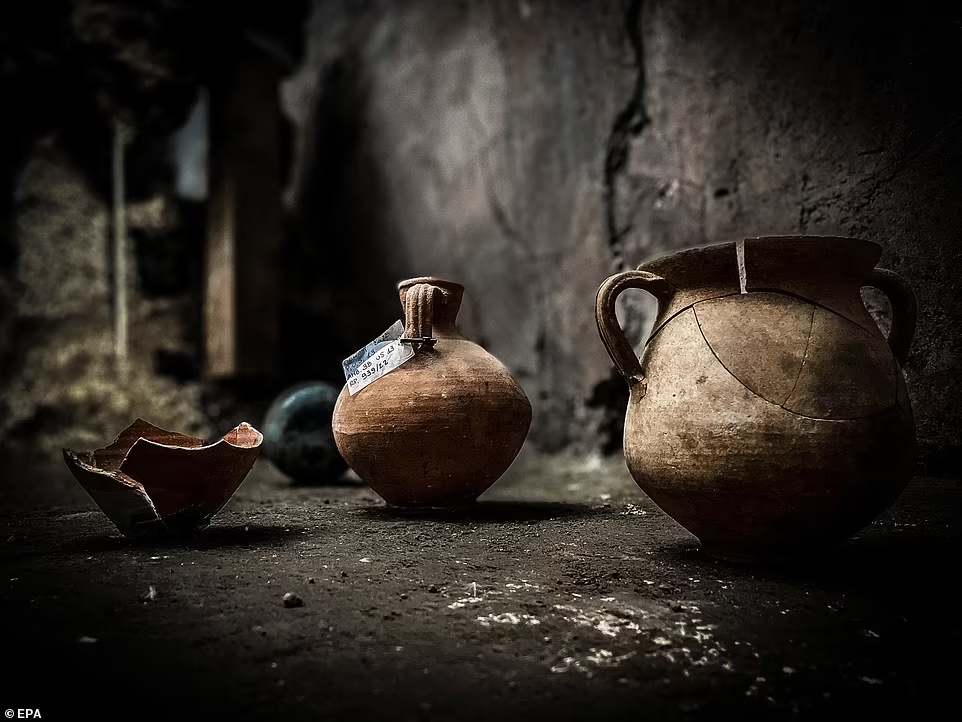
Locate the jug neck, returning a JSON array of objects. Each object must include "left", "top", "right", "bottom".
[{"left": 398, "top": 277, "right": 464, "bottom": 337}]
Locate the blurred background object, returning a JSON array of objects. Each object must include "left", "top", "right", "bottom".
[{"left": 261, "top": 381, "right": 347, "bottom": 484}]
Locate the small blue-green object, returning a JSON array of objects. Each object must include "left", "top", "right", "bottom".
[{"left": 262, "top": 382, "right": 347, "bottom": 483}]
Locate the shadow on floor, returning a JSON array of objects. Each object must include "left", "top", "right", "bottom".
[
  {"left": 656, "top": 531, "right": 962, "bottom": 596},
  {"left": 60, "top": 522, "right": 311, "bottom": 554},
  {"left": 787, "top": 532, "right": 962, "bottom": 593},
  {"left": 283, "top": 475, "right": 366, "bottom": 489},
  {"left": 355, "top": 500, "right": 606, "bottom": 524}
]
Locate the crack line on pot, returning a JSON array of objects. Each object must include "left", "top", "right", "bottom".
[
  {"left": 691, "top": 306, "right": 887, "bottom": 422},
  {"left": 779, "top": 303, "right": 816, "bottom": 412}
]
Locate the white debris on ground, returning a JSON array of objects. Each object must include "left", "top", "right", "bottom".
[
  {"left": 447, "top": 594, "right": 489, "bottom": 610},
  {"left": 550, "top": 649, "right": 637, "bottom": 674},
  {"left": 442, "top": 578, "right": 734, "bottom": 678},
  {"left": 504, "top": 580, "right": 543, "bottom": 591},
  {"left": 446, "top": 580, "right": 496, "bottom": 609},
  {"left": 448, "top": 579, "right": 548, "bottom": 609},
  {"left": 551, "top": 603, "right": 644, "bottom": 637},
  {"left": 477, "top": 612, "right": 541, "bottom": 627},
  {"left": 549, "top": 599, "right": 731, "bottom": 674}
]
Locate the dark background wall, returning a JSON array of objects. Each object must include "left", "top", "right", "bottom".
[
  {"left": 1, "top": 0, "right": 959, "bottom": 466},
  {"left": 283, "top": 0, "right": 961, "bottom": 461}
]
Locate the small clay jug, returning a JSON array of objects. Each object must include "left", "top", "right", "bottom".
[
  {"left": 596, "top": 236, "right": 917, "bottom": 562},
  {"left": 332, "top": 277, "right": 532, "bottom": 506}
]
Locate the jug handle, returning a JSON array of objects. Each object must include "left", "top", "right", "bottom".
[
  {"left": 401, "top": 282, "right": 441, "bottom": 351},
  {"left": 865, "top": 268, "right": 917, "bottom": 366},
  {"left": 596, "top": 270, "right": 670, "bottom": 388}
]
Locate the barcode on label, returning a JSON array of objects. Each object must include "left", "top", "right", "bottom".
[{"left": 342, "top": 320, "right": 415, "bottom": 395}]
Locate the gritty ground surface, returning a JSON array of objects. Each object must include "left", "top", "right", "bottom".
[{"left": 0, "top": 448, "right": 959, "bottom": 721}]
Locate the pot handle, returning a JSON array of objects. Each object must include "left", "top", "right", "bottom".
[
  {"left": 865, "top": 268, "right": 917, "bottom": 366},
  {"left": 595, "top": 270, "right": 670, "bottom": 387},
  {"left": 401, "top": 282, "right": 441, "bottom": 351}
]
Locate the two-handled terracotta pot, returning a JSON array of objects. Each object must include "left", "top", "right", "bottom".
[
  {"left": 332, "top": 277, "right": 532, "bottom": 507},
  {"left": 596, "top": 236, "right": 918, "bottom": 562}
]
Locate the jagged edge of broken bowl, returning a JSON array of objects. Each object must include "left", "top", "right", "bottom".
[{"left": 62, "top": 419, "right": 263, "bottom": 538}]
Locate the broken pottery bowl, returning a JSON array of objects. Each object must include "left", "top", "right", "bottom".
[{"left": 63, "top": 419, "right": 263, "bottom": 538}]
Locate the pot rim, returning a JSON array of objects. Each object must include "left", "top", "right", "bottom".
[
  {"left": 636, "top": 234, "right": 882, "bottom": 273},
  {"left": 744, "top": 234, "right": 881, "bottom": 249},
  {"left": 397, "top": 277, "right": 465, "bottom": 293}
]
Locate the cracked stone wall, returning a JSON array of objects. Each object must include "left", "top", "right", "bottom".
[{"left": 284, "top": 0, "right": 961, "bottom": 459}]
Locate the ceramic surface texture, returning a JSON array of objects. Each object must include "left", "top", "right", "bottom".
[
  {"left": 596, "top": 236, "right": 918, "bottom": 562},
  {"left": 333, "top": 277, "right": 532, "bottom": 506}
]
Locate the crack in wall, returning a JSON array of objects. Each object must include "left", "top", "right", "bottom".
[
  {"left": 592, "top": 0, "right": 651, "bottom": 454},
  {"left": 603, "top": 0, "right": 650, "bottom": 271},
  {"left": 797, "top": 172, "right": 813, "bottom": 233}
]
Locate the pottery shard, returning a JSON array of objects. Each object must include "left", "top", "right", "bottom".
[{"left": 694, "top": 292, "right": 896, "bottom": 420}]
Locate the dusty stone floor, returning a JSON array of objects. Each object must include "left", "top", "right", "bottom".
[{"left": 0, "top": 447, "right": 959, "bottom": 720}]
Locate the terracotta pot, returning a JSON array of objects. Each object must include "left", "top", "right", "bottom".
[
  {"left": 596, "top": 236, "right": 918, "bottom": 562},
  {"left": 332, "top": 277, "right": 532, "bottom": 506}
]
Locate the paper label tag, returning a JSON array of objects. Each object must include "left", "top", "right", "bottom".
[{"left": 342, "top": 320, "right": 415, "bottom": 396}]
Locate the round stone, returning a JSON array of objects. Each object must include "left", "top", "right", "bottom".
[{"left": 262, "top": 382, "right": 348, "bottom": 483}]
